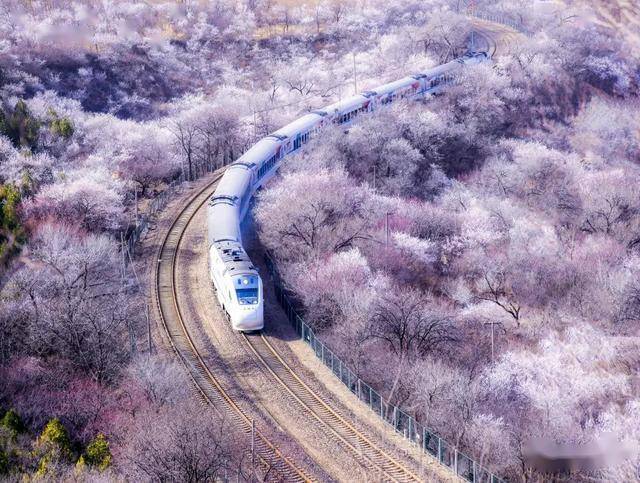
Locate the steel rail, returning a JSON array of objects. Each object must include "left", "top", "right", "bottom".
[
  {"left": 153, "top": 174, "right": 312, "bottom": 482},
  {"left": 242, "top": 332, "right": 423, "bottom": 483}
]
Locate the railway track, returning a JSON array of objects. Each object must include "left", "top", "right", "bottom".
[
  {"left": 470, "top": 18, "right": 519, "bottom": 57},
  {"left": 153, "top": 174, "right": 312, "bottom": 482},
  {"left": 242, "top": 332, "right": 423, "bottom": 483}
]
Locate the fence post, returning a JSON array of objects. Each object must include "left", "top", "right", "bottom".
[
  {"left": 408, "top": 417, "right": 413, "bottom": 443},
  {"left": 454, "top": 448, "right": 458, "bottom": 475}
]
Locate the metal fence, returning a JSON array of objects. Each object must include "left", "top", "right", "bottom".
[
  {"left": 122, "top": 177, "right": 184, "bottom": 260},
  {"left": 264, "top": 252, "right": 506, "bottom": 483}
]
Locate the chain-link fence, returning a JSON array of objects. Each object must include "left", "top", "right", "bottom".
[
  {"left": 122, "top": 177, "right": 184, "bottom": 260},
  {"left": 264, "top": 252, "right": 506, "bottom": 483}
]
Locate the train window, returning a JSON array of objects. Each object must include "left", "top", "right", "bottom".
[
  {"left": 236, "top": 288, "right": 258, "bottom": 305},
  {"left": 259, "top": 154, "right": 277, "bottom": 179}
]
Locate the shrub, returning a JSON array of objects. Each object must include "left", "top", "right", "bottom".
[
  {"left": 36, "top": 418, "right": 72, "bottom": 460},
  {"left": 83, "top": 434, "right": 111, "bottom": 471},
  {"left": 0, "top": 409, "right": 25, "bottom": 438},
  {"left": 0, "top": 450, "right": 8, "bottom": 475},
  {"left": 48, "top": 109, "right": 74, "bottom": 140},
  {"left": 0, "top": 100, "right": 40, "bottom": 150},
  {"left": 0, "top": 183, "right": 24, "bottom": 261}
]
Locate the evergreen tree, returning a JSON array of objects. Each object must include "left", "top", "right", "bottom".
[
  {"left": 0, "top": 183, "right": 23, "bottom": 259},
  {"left": 50, "top": 117, "right": 74, "bottom": 139},
  {"left": 0, "top": 450, "right": 8, "bottom": 475},
  {"left": 0, "top": 100, "right": 39, "bottom": 149},
  {"left": 0, "top": 184, "right": 21, "bottom": 231},
  {"left": 0, "top": 409, "right": 25, "bottom": 438},
  {"left": 83, "top": 434, "right": 111, "bottom": 471},
  {"left": 35, "top": 418, "right": 73, "bottom": 476}
]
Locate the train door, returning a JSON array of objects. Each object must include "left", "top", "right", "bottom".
[{"left": 293, "top": 133, "right": 302, "bottom": 151}]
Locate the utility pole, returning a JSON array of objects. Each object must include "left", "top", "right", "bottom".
[
  {"left": 134, "top": 186, "right": 139, "bottom": 227},
  {"left": 251, "top": 419, "right": 255, "bottom": 483},
  {"left": 469, "top": 0, "right": 477, "bottom": 51},
  {"left": 483, "top": 321, "right": 503, "bottom": 362},
  {"left": 120, "top": 232, "right": 126, "bottom": 280},
  {"left": 372, "top": 165, "right": 377, "bottom": 191},
  {"left": 385, "top": 212, "right": 390, "bottom": 247},
  {"left": 352, "top": 52, "right": 358, "bottom": 94},
  {"left": 146, "top": 304, "right": 152, "bottom": 355},
  {"left": 253, "top": 108, "right": 257, "bottom": 141}
]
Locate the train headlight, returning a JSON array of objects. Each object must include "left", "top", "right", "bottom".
[{"left": 242, "top": 278, "right": 249, "bottom": 285}]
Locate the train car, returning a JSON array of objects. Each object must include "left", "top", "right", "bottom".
[
  {"left": 269, "top": 112, "right": 325, "bottom": 157},
  {"left": 324, "top": 94, "right": 370, "bottom": 125},
  {"left": 207, "top": 51, "right": 489, "bottom": 331}
]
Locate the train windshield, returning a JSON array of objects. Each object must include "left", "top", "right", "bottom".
[{"left": 236, "top": 288, "right": 258, "bottom": 305}]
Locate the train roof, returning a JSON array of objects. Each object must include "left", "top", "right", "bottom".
[
  {"left": 419, "top": 54, "right": 484, "bottom": 78},
  {"left": 237, "top": 137, "right": 280, "bottom": 165},
  {"left": 213, "top": 164, "right": 252, "bottom": 198},
  {"left": 213, "top": 240, "right": 258, "bottom": 275},
  {"left": 371, "top": 76, "right": 417, "bottom": 96},
  {"left": 324, "top": 94, "right": 368, "bottom": 116},
  {"left": 208, "top": 202, "right": 241, "bottom": 244},
  {"left": 271, "top": 113, "right": 323, "bottom": 138}
]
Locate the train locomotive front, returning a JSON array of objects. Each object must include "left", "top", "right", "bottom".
[{"left": 209, "top": 240, "right": 264, "bottom": 331}]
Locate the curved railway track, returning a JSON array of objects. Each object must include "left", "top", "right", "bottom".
[
  {"left": 153, "top": 173, "right": 428, "bottom": 481},
  {"left": 153, "top": 174, "right": 311, "bottom": 482},
  {"left": 242, "top": 333, "right": 423, "bottom": 483}
]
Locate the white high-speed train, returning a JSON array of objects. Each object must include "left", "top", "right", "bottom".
[{"left": 207, "top": 51, "right": 488, "bottom": 331}]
